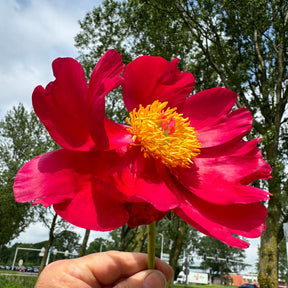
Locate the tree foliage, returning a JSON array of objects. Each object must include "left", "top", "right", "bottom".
[
  {"left": 85, "top": 237, "right": 114, "bottom": 255},
  {"left": 53, "top": 230, "right": 81, "bottom": 261},
  {"left": 195, "top": 236, "right": 246, "bottom": 276},
  {"left": 0, "top": 104, "right": 58, "bottom": 247}
]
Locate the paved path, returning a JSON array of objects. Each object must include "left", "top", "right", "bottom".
[{"left": 0, "top": 272, "right": 37, "bottom": 277}]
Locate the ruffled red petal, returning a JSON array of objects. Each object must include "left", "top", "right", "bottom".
[
  {"left": 183, "top": 88, "right": 252, "bottom": 148},
  {"left": 199, "top": 138, "right": 262, "bottom": 158},
  {"left": 13, "top": 149, "right": 130, "bottom": 230},
  {"left": 33, "top": 58, "right": 94, "bottom": 150},
  {"left": 33, "top": 50, "right": 124, "bottom": 151},
  {"left": 183, "top": 88, "right": 236, "bottom": 127},
  {"left": 122, "top": 56, "right": 194, "bottom": 111},
  {"left": 173, "top": 139, "right": 272, "bottom": 205},
  {"left": 104, "top": 117, "right": 132, "bottom": 151},
  {"left": 87, "top": 50, "right": 124, "bottom": 150},
  {"left": 14, "top": 150, "right": 91, "bottom": 206},
  {"left": 54, "top": 182, "right": 129, "bottom": 231},
  {"left": 111, "top": 149, "right": 180, "bottom": 211},
  {"left": 174, "top": 194, "right": 267, "bottom": 248}
]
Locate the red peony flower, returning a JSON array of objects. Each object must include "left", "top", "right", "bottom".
[{"left": 14, "top": 50, "right": 272, "bottom": 249}]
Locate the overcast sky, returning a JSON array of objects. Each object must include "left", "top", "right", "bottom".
[{"left": 1, "top": 0, "right": 260, "bottom": 271}]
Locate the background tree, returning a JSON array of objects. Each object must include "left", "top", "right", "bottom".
[
  {"left": 37, "top": 207, "right": 72, "bottom": 273},
  {"left": 53, "top": 230, "right": 81, "bottom": 258},
  {"left": 195, "top": 236, "right": 246, "bottom": 280},
  {"left": 85, "top": 237, "right": 114, "bottom": 255},
  {"left": 109, "top": 224, "right": 142, "bottom": 251},
  {"left": 0, "top": 104, "right": 58, "bottom": 247},
  {"left": 75, "top": 1, "right": 288, "bottom": 286},
  {"left": 78, "top": 229, "right": 91, "bottom": 257},
  {"left": 0, "top": 104, "right": 78, "bottom": 272},
  {"left": 157, "top": 216, "right": 199, "bottom": 273}
]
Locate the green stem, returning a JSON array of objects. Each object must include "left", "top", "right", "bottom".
[{"left": 147, "top": 222, "right": 156, "bottom": 269}]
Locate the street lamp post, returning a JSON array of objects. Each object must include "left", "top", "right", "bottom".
[
  {"left": 46, "top": 247, "right": 78, "bottom": 265},
  {"left": 11, "top": 247, "right": 45, "bottom": 270},
  {"left": 159, "top": 233, "right": 164, "bottom": 260},
  {"left": 283, "top": 223, "right": 288, "bottom": 264}
]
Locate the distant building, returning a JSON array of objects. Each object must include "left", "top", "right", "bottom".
[{"left": 226, "top": 274, "right": 258, "bottom": 286}]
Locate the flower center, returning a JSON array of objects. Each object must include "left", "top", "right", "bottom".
[{"left": 126, "top": 100, "right": 201, "bottom": 168}]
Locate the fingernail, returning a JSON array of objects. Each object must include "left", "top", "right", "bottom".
[{"left": 143, "top": 271, "right": 166, "bottom": 288}]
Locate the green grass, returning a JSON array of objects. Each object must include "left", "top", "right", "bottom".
[
  {"left": 0, "top": 275, "right": 236, "bottom": 288},
  {"left": 0, "top": 270, "right": 22, "bottom": 275},
  {"left": 174, "top": 285, "right": 236, "bottom": 288},
  {"left": 0, "top": 275, "right": 37, "bottom": 288}
]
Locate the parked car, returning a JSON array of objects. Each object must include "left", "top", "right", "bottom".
[
  {"left": 32, "top": 266, "right": 39, "bottom": 273},
  {"left": 239, "top": 284, "right": 258, "bottom": 288},
  {"left": 5, "top": 266, "right": 11, "bottom": 270},
  {"left": 0, "top": 265, "right": 5, "bottom": 270},
  {"left": 19, "top": 266, "right": 26, "bottom": 272},
  {"left": 26, "top": 267, "right": 33, "bottom": 272}
]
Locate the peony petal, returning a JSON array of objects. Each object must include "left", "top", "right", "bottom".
[
  {"left": 183, "top": 87, "right": 237, "bottom": 130},
  {"left": 14, "top": 149, "right": 97, "bottom": 206},
  {"left": 87, "top": 50, "right": 124, "bottom": 150},
  {"left": 33, "top": 58, "right": 95, "bottom": 150},
  {"left": 54, "top": 182, "right": 129, "bottom": 231},
  {"left": 104, "top": 117, "right": 133, "bottom": 151},
  {"left": 183, "top": 88, "right": 252, "bottom": 148},
  {"left": 14, "top": 149, "right": 130, "bottom": 230},
  {"left": 111, "top": 149, "right": 180, "bottom": 211},
  {"left": 174, "top": 195, "right": 267, "bottom": 248},
  {"left": 173, "top": 154, "right": 271, "bottom": 205},
  {"left": 122, "top": 56, "right": 194, "bottom": 111},
  {"left": 199, "top": 138, "right": 262, "bottom": 158},
  {"left": 198, "top": 108, "right": 252, "bottom": 148}
]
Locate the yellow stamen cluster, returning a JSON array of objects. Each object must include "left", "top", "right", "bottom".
[{"left": 126, "top": 100, "right": 201, "bottom": 168}]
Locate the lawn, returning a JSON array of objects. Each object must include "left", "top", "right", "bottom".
[
  {"left": 0, "top": 274, "right": 37, "bottom": 288},
  {"left": 0, "top": 274, "right": 236, "bottom": 288},
  {"left": 174, "top": 285, "right": 235, "bottom": 288}
]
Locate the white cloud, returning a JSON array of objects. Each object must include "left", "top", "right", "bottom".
[
  {"left": 0, "top": 0, "right": 101, "bottom": 118},
  {"left": 244, "top": 238, "right": 260, "bottom": 271},
  {"left": 11, "top": 222, "right": 50, "bottom": 245}
]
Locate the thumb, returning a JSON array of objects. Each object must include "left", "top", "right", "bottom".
[{"left": 114, "top": 270, "right": 167, "bottom": 288}]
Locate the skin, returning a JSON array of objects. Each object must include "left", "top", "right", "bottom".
[{"left": 35, "top": 251, "right": 174, "bottom": 288}]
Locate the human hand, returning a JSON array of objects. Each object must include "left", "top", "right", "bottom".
[{"left": 35, "top": 251, "right": 174, "bottom": 288}]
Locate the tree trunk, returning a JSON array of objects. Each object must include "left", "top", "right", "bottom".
[
  {"left": 78, "top": 229, "right": 91, "bottom": 257},
  {"left": 132, "top": 226, "right": 147, "bottom": 252},
  {"left": 259, "top": 141, "right": 282, "bottom": 288},
  {"left": 164, "top": 219, "right": 187, "bottom": 288},
  {"left": 169, "top": 219, "right": 187, "bottom": 271},
  {"left": 119, "top": 224, "right": 132, "bottom": 251},
  {"left": 39, "top": 213, "right": 58, "bottom": 274},
  {"left": 259, "top": 190, "right": 281, "bottom": 288}
]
